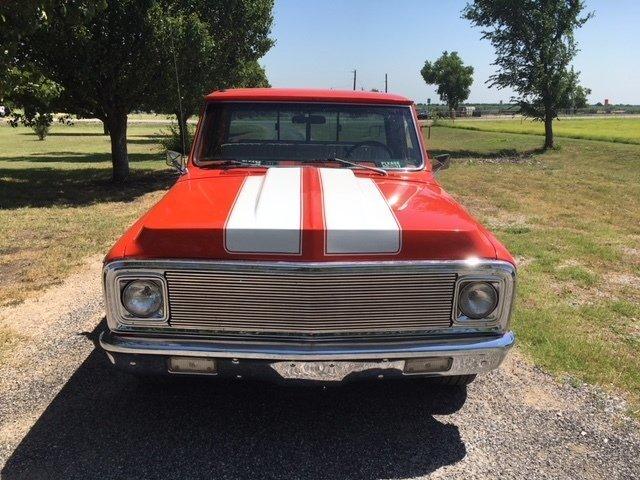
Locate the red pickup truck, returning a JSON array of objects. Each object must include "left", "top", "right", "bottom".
[{"left": 100, "top": 88, "right": 516, "bottom": 385}]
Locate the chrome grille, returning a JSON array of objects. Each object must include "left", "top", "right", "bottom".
[{"left": 165, "top": 268, "right": 456, "bottom": 334}]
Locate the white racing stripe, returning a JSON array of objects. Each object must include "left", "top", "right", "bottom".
[
  {"left": 320, "top": 168, "right": 401, "bottom": 254},
  {"left": 225, "top": 168, "right": 302, "bottom": 254}
]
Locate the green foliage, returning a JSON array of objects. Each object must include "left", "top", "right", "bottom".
[
  {"left": 568, "top": 81, "right": 591, "bottom": 110},
  {"left": 147, "top": 0, "right": 274, "bottom": 151},
  {"left": 463, "top": 0, "right": 593, "bottom": 148},
  {"left": 10, "top": 112, "right": 53, "bottom": 140},
  {"left": 420, "top": 51, "right": 474, "bottom": 114},
  {"left": 0, "top": 0, "right": 275, "bottom": 182},
  {"left": 234, "top": 60, "right": 271, "bottom": 88},
  {"left": 5, "top": 68, "right": 63, "bottom": 139},
  {"left": 1, "top": 0, "right": 165, "bottom": 180},
  {"left": 158, "top": 122, "right": 195, "bottom": 155}
]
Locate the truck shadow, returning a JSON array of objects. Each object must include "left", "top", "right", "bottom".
[{"left": 2, "top": 325, "right": 468, "bottom": 480}]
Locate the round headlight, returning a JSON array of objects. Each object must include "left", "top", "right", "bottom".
[
  {"left": 122, "top": 280, "right": 163, "bottom": 318},
  {"left": 458, "top": 282, "right": 498, "bottom": 319}
]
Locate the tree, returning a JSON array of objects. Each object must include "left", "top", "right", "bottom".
[
  {"left": 3, "top": 0, "right": 164, "bottom": 181},
  {"left": 2, "top": 0, "right": 274, "bottom": 181},
  {"left": 5, "top": 68, "right": 62, "bottom": 140},
  {"left": 420, "top": 51, "right": 474, "bottom": 118},
  {"left": 463, "top": 0, "right": 593, "bottom": 149},
  {"left": 147, "top": 0, "right": 274, "bottom": 154},
  {"left": 234, "top": 60, "right": 271, "bottom": 88},
  {"left": 569, "top": 82, "right": 591, "bottom": 110}
]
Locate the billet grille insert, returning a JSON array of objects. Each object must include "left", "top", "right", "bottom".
[{"left": 165, "top": 269, "right": 456, "bottom": 334}]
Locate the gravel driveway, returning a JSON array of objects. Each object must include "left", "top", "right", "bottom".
[{"left": 1, "top": 258, "right": 639, "bottom": 480}]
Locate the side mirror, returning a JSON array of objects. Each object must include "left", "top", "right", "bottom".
[
  {"left": 432, "top": 154, "right": 450, "bottom": 174},
  {"left": 166, "top": 150, "right": 186, "bottom": 174}
]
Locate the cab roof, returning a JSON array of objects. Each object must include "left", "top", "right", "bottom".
[{"left": 205, "top": 88, "right": 413, "bottom": 105}]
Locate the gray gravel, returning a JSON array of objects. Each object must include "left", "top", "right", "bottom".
[{"left": 1, "top": 258, "right": 639, "bottom": 480}]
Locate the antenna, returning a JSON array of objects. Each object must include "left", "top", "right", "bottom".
[{"left": 170, "top": 34, "right": 187, "bottom": 158}]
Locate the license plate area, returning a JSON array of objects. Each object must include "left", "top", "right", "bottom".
[
  {"left": 404, "top": 357, "right": 452, "bottom": 374},
  {"left": 271, "top": 360, "right": 405, "bottom": 381},
  {"left": 168, "top": 356, "right": 217, "bottom": 375}
]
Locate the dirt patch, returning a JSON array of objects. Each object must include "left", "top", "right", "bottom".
[
  {"left": 521, "top": 384, "right": 571, "bottom": 411},
  {"left": 620, "top": 246, "right": 640, "bottom": 258},
  {"left": 0, "top": 254, "right": 103, "bottom": 336},
  {"left": 485, "top": 212, "right": 532, "bottom": 233},
  {"left": 606, "top": 272, "right": 640, "bottom": 287},
  {"left": 515, "top": 255, "right": 534, "bottom": 269}
]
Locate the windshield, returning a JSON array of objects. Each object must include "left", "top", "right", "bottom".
[{"left": 195, "top": 102, "right": 423, "bottom": 169}]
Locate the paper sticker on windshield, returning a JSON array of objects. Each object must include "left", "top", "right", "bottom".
[{"left": 380, "top": 161, "right": 402, "bottom": 169}]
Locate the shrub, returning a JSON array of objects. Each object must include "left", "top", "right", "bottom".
[
  {"left": 10, "top": 112, "right": 54, "bottom": 140},
  {"left": 158, "top": 122, "right": 195, "bottom": 154}
]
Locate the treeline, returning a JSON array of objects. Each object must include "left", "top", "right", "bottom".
[{"left": 416, "top": 104, "right": 640, "bottom": 117}]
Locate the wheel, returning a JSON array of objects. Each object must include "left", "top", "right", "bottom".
[{"left": 430, "top": 374, "right": 476, "bottom": 386}]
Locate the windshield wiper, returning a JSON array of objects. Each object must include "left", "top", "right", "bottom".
[
  {"left": 308, "top": 157, "right": 388, "bottom": 176},
  {"left": 200, "top": 158, "right": 263, "bottom": 168}
]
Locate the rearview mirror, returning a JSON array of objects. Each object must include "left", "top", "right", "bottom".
[
  {"left": 166, "top": 150, "right": 186, "bottom": 174},
  {"left": 432, "top": 154, "right": 450, "bottom": 174}
]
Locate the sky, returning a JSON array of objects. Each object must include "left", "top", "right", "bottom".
[{"left": 261, "top": 0, "right": 640, "bottom": 104}]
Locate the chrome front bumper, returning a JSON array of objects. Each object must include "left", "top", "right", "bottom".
[{"left": 99, "top": 330, "right": 515, "bottom": 379}]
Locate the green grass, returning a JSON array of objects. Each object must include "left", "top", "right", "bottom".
[
  {"left": 0, "top": 122, "right": 173, "bottom": 307},
  {"left": 428, "top": 126, "right": 640, "bottom": 414},
  {"left": 436, "top": 117, "right": 640, "bottom": 144}
]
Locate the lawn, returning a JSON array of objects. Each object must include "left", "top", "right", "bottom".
[
  {"left": 437, "top": 116, "right": 640, "bottom": 145},
  {"left": 1, "top": 120, "right": 639, "bottom": 414},
  {"left": 0, "top": 121, "right": 173, "bottom": 309},
  {"left": 428, "top": 126, "right": 640, "bottom": 414}
]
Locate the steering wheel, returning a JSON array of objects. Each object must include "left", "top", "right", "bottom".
[{"left": 345, "top": 140, "right": 393, "bottom": 159}]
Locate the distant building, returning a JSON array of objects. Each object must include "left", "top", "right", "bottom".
[{"left": 604, "top": 99, "right": 610, "bottom": 106}]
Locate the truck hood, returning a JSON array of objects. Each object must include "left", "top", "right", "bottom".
[{"left": 111, "top": 167, "right": 500, "bottom": 262}]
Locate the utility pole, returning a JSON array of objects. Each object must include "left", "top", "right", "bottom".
[
  {"left": 352, "top": 70, "right": 357, "bottom": 91},
  {"left": 385, "top": 73, "right": 388, "bottom": 93}
]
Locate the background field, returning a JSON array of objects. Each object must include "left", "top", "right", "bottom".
[
  {"left": 436, "top": 117, "right": 640, "bottom": 144},
  {"left": 1, "top": 118, "right": 639, "bottom": 414}
]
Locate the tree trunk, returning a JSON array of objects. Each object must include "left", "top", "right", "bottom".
[
  {"left": 102, "top": 121, "right": 110, "bottom": 135},
  {"left": 543, "top": 111, "right": 554, "bottom": 149},
  {"left": 175, "top": 111, "right": 190, "bottom": 154},
  {"left": 107, "top": 112, "right": 129, "bottom": 182}
]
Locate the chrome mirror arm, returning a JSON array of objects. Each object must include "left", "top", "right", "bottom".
[{"left": 166, "top": 150, "right": 187, "bottom": 175}]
